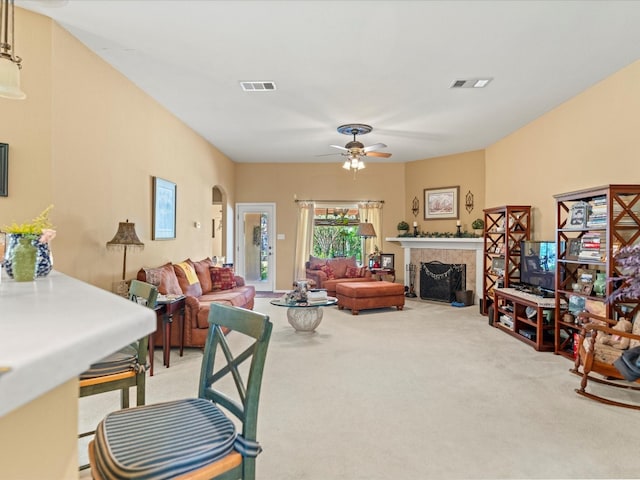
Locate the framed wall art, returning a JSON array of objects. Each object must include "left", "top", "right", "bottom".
[
  {"left": 0, "top": 143, "right": 7, "bottom": 197},
  {"left": 152, "top": 176, "right": 176, "bottom": 240},
  {"left": 424, "top": 186, "right": 459, "bottom": 220}
]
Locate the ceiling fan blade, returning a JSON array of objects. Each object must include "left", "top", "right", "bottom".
[
  {"left": 362, "top": 143, "right": 387, "bottom": 153},
  {"left": 315, "top": 152, "right": 342, "bottom": 157},
  {"left": 330, "top": 144, "right": 349, "bottom": 151},
  {"left": 365, "top": 151, "right": 392, "bottom": 158}
]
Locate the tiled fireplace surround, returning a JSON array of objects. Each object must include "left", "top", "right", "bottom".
[{"left": 386, "top": 237, "right": 484, "bottom": 304}]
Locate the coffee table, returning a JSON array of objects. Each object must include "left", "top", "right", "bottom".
[{"left": 270, "top": 297, "right": 337, "bottom": 332}]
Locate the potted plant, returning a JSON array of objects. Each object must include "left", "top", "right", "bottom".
[
  {"left": 471, "top": 218, "right": 484, "bottom": 235},
  {"left": 397, "top": 221, "right": 410, "bottom": 235}
]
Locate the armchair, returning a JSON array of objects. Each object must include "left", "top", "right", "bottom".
[{"left": 571, "top": 311, "right": 640, "bottom": 409}]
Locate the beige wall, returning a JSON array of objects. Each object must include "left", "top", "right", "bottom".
[
  {"left": 486, "top": 60, "right": 640, "bottom": 240},
  {"left": 405, "top": 150, "right": 486, "bottom": 233},
  {"left": 235, "top": 162, "right": 406, "bottom": 288},
  {"left": 1, "top": 9, "right": 236, "bottom": 290},
  {"left": 3, "top": 10, "right": 640, "bottom": 293}
]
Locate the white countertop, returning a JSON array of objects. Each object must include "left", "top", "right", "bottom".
[{"left": 0, "top": 271, "right": 156, "bottom": 417}]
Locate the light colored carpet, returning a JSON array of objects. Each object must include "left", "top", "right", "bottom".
[{"left": 80, "top": 298, "right": 640, "bottom": 479}]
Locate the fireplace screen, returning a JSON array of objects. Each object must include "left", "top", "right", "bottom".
[{"left": 420, "top": 261, "right": 466, "bottom": 303}]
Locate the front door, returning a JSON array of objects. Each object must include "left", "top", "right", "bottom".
[{"left": 235, "top": 203, "right": 275, "bottom": 291}]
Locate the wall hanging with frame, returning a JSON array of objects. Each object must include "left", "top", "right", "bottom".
[
  {"left": 0, "top": 143, "right": 7, "bottom": 197},
  {"left": 152, "top": 176, "right": 176, "bottom": 240},
  {"left": 424, "top": 186, "right": 459, "bottom": 220}
]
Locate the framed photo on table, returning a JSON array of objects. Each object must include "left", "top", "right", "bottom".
[
  {"left": 381, "top": 253, "right": 395, "bottom": 269},
  {"left": 152, "top": 176, "right": 177, "bottom": 240},
  {"left": 567, "top": 202, "right": 588, "bottom": 229},
  {"left": 424, "top": 186, "right": 459, "bottom": 220}
]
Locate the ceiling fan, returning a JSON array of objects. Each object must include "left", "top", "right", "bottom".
[{"left": 330, "top": 124, "right": 392, "bottom": 159}]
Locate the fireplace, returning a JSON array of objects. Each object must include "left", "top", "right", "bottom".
[{"left": 420, "top": 261, "right": 466, "bottom": 303}]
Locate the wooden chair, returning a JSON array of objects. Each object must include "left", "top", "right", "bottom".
[
  {"left": 571, "top": 311, "right": 640, "bottom": 409},
  {"left": 88, "top": 303, "right": 273, "bottom": 480},
  {"left": 78, "top": 280, "right": 157, "bottom": 469}
]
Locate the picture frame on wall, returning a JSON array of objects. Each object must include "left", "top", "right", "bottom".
[
  {"left": 424, "top": 186, "right": 459, "bottom": 220},
  {"left": 381, "top": 253, "right": 395, "bottom": 269},
  {"left": 152, "top": 176, "right": 177, "bottom": 240},
  {"left": 0, "top": 143, "right": 7, "bottom": 197}
]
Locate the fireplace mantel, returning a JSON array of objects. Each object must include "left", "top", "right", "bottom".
[
  {"left": 386, "top": 237, "right": 484, "bottom": 304},
  {"left": 386, "top": 237, "right": 483, "bottom": 250}
]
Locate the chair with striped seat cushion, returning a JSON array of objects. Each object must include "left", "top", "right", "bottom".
[
  {"left": 79, "top": 280, "right": 158, "bottom": 409},
  {"left": 89, "top": 303, "right": 273, "bottom": 480}
]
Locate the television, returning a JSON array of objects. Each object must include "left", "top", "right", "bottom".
[{"left": 519, "top": 240, "right": 559, "bottom": 294}]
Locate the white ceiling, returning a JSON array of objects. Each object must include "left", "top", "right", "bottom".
[{"left": 17, "top": 0, "right": 640, "bottom": 165}]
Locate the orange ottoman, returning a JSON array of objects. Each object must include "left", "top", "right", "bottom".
[{"left": 336, "top": 281, "right": 405, "bottom": 315}]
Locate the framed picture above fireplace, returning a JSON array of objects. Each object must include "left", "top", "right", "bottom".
[{"left": 424, "top": 186, "right": 459, "bottom": 220}]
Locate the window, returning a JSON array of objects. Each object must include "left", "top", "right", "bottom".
[{"left": 312, "top": 205, "right": 363, "bottom": 264}]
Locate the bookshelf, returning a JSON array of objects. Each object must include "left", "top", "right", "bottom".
[
  {"left": 481, "top": 205, "right": 531, "bottom": 315},
  {"left": 553, "top": 184, "right": 640, "bottom": 360}
]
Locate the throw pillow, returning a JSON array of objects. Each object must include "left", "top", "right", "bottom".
[
  {"left": 210, "top": 266, "right": 237, "bottom": 291},
  {"left": 320, "top": 264, "right": 335, "bottom": 280},
  {"left": 345, "top": 266, "right": 366, "bottom": 278},
  {"left": 191, "top": 257, "right": 214, "bottom": 292},
  {"left": 142, "top": 263, "right": 182, "bottom": 295},
  {"left": 174, "top": 260, "right": 203, "bottom": 298}
]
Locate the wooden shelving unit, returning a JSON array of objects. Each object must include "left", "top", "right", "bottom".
[
  {"left": 481, "top": 205, "right": 531, "bottom": 315},
  {"left": 493, "top": 288, "right": 556, "bottom": 351},
  {"left": 554, "top": 184, "right": 640, "bottom": 360}
]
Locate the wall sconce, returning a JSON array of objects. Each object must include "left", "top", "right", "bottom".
[
  {"left": 465, "top": 190, "right": 474, "bottom": 213},
  {"left": 411, "top": 197, "right": 419, "bottom": 217},
  {"left": 0, "top": 0, "right": 26, "bottom": 100}
]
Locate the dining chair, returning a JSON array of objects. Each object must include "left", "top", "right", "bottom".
[
  {"left": 78, "top": 280, "right": 158, "bottom": 469},
  {"left": 88, "top": 303, "right": 273, "bottom": 480}
]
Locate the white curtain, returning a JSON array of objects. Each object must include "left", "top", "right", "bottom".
[
  {"left": 358, "top": 201, "right": 384, "bottom": 259},
  {"left": 294, "top": 201, "right": 315, "bottom": 282}
]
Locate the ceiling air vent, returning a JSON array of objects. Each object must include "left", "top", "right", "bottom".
[
  {"left": 450, "top": 78, "right": 492, "bottom": 89},
  {"left": 240, "top": 81, "right": 277, "bottom": 92}
]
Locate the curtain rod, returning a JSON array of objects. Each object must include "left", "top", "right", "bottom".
[{"left": 294, "top": 199, "right": 384, "bottom": 204}]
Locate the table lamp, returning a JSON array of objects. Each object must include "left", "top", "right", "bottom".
[{"left": 106, "top": 220, "right": 144, "bottom": 281}]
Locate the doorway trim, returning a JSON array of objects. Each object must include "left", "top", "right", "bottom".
[{"left": 235, "top": 203, "right": 276, "bottom": 291}]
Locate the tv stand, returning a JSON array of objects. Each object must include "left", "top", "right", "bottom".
[{"left": 493, "top": 288, "right": 556, "bottom": 351}]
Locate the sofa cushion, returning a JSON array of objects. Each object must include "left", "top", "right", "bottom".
[
  {"left": 141, "top": 263, "right": 182, "bottom": 295},
  {"left": 191, "top": 257, "right": 214, "bottom": 293},
  {"left": 210, "top": 267, "right": 237, "bottom": 291},
  {"left": 328, "top": 256, "right": 357, "bottom": 278},
  {"left": 174, "top": 260, "right": 203, "bottom": 298},
  {"left": 345, "top": 266, "right": 367, "bottom": 278},
  {"left": 308, "top": 255, "right": 327, "bottom": 270},
  {"left": 320, "top": 264, "right": 335, "bottom": 280}
]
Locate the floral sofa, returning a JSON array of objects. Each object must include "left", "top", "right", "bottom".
[
  {"left": 305, "top": 255, "right": 374, "bottom": 296},
  {"left": 137, "top": 258, "right": 255, "bottom": 348}
]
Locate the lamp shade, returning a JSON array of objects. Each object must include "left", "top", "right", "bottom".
[
  {"left": 357, "top": 222, "right": 376, "bottom": 238},
  {"left": 0, "top": 57, "right": 25, "bottom": 100},
  {"left": 106, "top": 221, "right": 144, "bottom": 249}
]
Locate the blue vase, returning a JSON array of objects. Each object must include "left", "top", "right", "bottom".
[{"left": 3, "top": 233, "right": 53, "bottom": 279}]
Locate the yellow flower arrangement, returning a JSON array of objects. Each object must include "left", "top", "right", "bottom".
[{"left": 3, "top": 205, "right": 55, "bottom": 241}]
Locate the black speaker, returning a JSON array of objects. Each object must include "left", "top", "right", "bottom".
[{"left": 488, "top": 305, "right": 495, "bottom": 326}]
